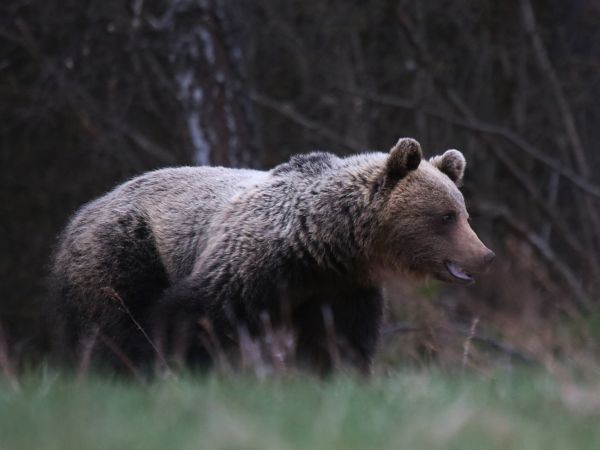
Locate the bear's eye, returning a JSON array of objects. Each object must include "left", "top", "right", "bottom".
[{"left": 441, "top": 212, "right": 456, "bottom": 225}]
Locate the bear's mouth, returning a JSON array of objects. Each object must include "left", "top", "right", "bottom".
[{"left": 444, "top": 260, "right": 474, "bottom": 284}]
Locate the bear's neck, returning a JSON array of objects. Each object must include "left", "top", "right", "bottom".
[{"left": 289, "top": 155, "right": 385, "bottom": 285}]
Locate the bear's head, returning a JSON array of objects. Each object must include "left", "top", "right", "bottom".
[{"left": 371, "top": 137, "right": 494, "bottom": 284}]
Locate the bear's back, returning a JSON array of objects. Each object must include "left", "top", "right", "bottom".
[
  {"left": 54, "top": 166, "right": 269, "bottom": 287},
  {"left": 118, "top": 166, "right": 269, "bottom": 280}
]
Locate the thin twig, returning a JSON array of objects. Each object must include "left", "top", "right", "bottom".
[
  {"left": 462, "top": 317, "right": 479, "bottom": 372},
  {"left": 102, "top": 287, "right": 172, "bottom": 372},
  {"left": 0, "top": 323, "right": 20, "bottom": 392},
  {"left": 381, "top": 322, "right": 421, "bottom": 335},
  {"left": 97, "top": 334, "right": 145, "bottom": 382},
  {"left": 199, "top": 317, "right": 232, "bottom": 374},
  {"left": 322, "top": 305, "right": 341, "bottom": 371},
  {"left": 76, "top": 326, "right": 99, "bottom": 383}
]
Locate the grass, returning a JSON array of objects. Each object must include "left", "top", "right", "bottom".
[{"left": 1, "top": 369, "right": 599, "bottom": 450}]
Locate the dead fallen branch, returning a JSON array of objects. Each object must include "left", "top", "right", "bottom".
[{"left": 382, "top": 321, "right": 536, "bottom": 365}]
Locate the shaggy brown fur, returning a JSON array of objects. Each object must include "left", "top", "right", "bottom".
[{"left": 49, "top": 138, "right": 493, "bottom": 372}]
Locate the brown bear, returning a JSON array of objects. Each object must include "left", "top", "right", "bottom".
[{"left": 49, "top": 137, "right": 494, "bottom": 372}]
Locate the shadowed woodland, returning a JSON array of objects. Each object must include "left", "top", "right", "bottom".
[{"left": 2, "top": 0, "right": 600, "bottom": 372}]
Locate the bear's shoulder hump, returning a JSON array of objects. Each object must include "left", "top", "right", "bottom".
[{"left": 271, "top": 151, "right": 338, "bottom": 177}]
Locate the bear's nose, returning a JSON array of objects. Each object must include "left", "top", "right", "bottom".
[{"left": 483, "top": 250, "right": 495, "bottom": 266}]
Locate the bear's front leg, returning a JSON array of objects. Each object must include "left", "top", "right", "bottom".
[
  {"left": 330, "top": 287, "right": 384, "bottom": 373},
  {"left": 294, "top": 287, "right": 383, "bottom": 374}
]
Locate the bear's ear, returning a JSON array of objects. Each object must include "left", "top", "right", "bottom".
[
  {"left": 384, "top": 137, "right": 422, "bottom": 186},
  {"left": 429, "top": 149, "right": 466, "bottom": 186}
]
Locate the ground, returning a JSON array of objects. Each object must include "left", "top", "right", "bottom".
[{"left": 1, "top": 370, "right": 599, "bottom": 450}]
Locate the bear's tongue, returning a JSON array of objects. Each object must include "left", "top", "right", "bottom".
[{"left": 445, "top": 261, "right": 473, "bottom": 282}]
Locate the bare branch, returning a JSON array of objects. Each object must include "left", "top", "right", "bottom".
[
  {"left": 249, "top": 92, "right": 364, "bottom": 153},
  {"left": 474, "top": 201, "right": 591, "bottom": 311},
  {"left": 520, "top": 0, "right": 588, "bottom": 178},
  {"left": 339, "top": 89, "right": 600, "bottom": 199}
]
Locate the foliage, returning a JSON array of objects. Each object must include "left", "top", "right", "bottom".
[{"left": 1, "top": 369, "right": 600, "bottom": 450}]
